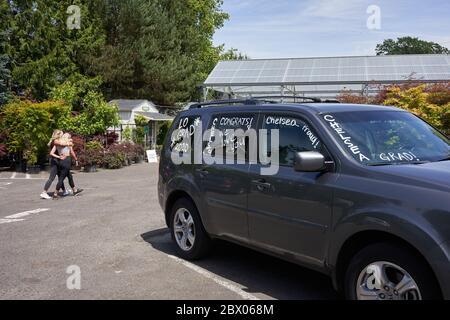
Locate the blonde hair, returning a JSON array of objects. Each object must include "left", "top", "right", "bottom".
[
  {"left": 60, "top": 133, "right": 72, "bottom": 145},
  {"left": 48, "top": 130, "right": 63, "bottom": 147}
]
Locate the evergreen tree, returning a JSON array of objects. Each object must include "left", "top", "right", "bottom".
[
  {"left": 0, "top": 54, "right": 11, "bottom": 106},
  {"left": 93, "top": 0, "right": 228, "bottom": 105},
  {"left": 2, "top": 0, "right": 105, "bottom": 100}
]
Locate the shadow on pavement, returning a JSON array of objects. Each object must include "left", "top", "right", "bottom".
[{"left": 141, "top": 228, "right": 340, "bottom": 300}]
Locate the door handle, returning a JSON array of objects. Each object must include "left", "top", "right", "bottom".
[{"left": 252, "top": 179, "right": 272, "bottom": 192}]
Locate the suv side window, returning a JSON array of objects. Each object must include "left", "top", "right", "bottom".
[
  {"left": 205, "top": 113, "right": 257, "bottom": 162},
  {"left": 169, "top": 115, "right": 202, "bottom": 156},
  {"left": 262, "top": 114, "right": 323, "bottom": 166}
]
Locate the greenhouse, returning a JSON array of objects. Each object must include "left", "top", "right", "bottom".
[{"left": 203, "top": 54, "right": 450, "bottom": 99}]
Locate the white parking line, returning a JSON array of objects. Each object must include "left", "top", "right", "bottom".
[
  {"left": 0, "top": 177, "right": 45, "bottom": 180},
  {"left": 167, "top": 254, "right": 260, "bottom": 300},
  {"left": 5, "top": 208, "right": 50, "bottom": 220},
  {"left": 1, "top": 208, "right": 50, "bottom": 225},
  {"left": 0, "top": 218, "right": 26, "bottom": 225},
  {"left": 0, "top": 182, "right": 12, "bottom": 190},
  {"left": 10, "top": 172, "right": 16, "bottom": 179}
]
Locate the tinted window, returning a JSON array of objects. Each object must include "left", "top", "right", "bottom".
[
  {"left": 263, "top": 115, "right": 322, "bottom": 166},
  {"left": 170, "top": 116, "right": 202, "bottom": 156},
  {"left": 206, "top": 114, "right": 257, "bottom": 161}
]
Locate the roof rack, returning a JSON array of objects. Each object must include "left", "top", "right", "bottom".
[
  {"left": 249, "top": 95, "right": 322, "bottom": 103},
  {"left": 189, "top": 99, "right": 260, "bottom": 109},
  {"left": 189, "top": 95, "right": 338, "bottom": 109}
]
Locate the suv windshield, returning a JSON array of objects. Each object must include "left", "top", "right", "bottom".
[{"left": 321, "top": 111, "right": 450, "bottom": 166}]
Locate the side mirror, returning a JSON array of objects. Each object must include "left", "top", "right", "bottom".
[{"left": 294, "top": 151, "right": 325, "bottom": 172}]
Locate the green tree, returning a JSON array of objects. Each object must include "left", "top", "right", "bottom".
[
  {"left": 3, "top": 0, "right": 105, "bottom": 100},
  {"left": 376, "top": 37, "right": 450, "bottom": 55},
  {"left": 93, "top": 0, "right": 228, "bottom": 105},
  {"left": 49, "top": 76, "right": 119, "bottom": 136},
  {"left": 219, "top": 48, "right": 249, "bottom": 60},
  {"left": 133, "top": 114, "right": 147, "bottom": 145},
  {"left": 68, "top": 91, "right": 119, "bottom": 136},
  {"left": 0, "top": 9, "right": 11, "bottom": 106},
  {"left": 50, "top": 75, "right": 103, "bottom": 111},
  {"left": 0, "top": 54, "right": 11, "bottom": 106}
]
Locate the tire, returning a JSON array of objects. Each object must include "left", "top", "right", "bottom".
[
  {"left": 169, "top": 197, "right": 212, "bottom": 260},
  {"left": 344, "top": 242, "right": 442, "bottom": 300}
]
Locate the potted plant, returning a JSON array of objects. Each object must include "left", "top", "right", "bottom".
[
  {"left": 134, "top": 144, "right": 145, "bottom": 163},
  {"left": 104, "top": 144, "right": 126, "bottom": 169},
  {"left": 24, "top": 148, "right": 40, "bottom": 174},
  {"left": 80, "top": 141, "right": 104, "bottom": 172}
]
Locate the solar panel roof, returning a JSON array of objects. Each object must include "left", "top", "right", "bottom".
[{"left": 205, "top": 54, "right": 450, "bottom": 87}]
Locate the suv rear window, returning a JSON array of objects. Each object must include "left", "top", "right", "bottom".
[{"left": 170, "top": 116, "right": 202, "bottom": 155}]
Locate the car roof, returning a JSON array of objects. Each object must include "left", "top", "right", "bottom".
[{"left": 181, "top": 102, "right": 402, "bottom": 117}]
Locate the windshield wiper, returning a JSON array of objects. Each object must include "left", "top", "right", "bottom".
[{"left": 367, "top": 162, "right": 393, "bottom": 167}]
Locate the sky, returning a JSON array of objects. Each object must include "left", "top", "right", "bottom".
[{"left": 213, "top": 0, "right": 450, "bottom": 59}]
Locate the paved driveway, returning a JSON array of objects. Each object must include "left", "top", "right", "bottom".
[{"left": 0, "top": 163, "right": 338, "bottom": 300}]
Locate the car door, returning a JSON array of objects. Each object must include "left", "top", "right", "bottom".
[
  {"left": 195, "top": 112, "right": 259, "bottom": 243},
  {"left": 247, "top": 112, "right": 336, "bottom": 267}
]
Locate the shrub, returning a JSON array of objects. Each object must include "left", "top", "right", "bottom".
[
  {"left": 337, "top": 91, "right": 370, "bottom": 104},
  {"left": 0, "top": 131, "right": 7, "bottom": 158},
  {"left": 106, "top": 132, "right": 119, "bottom": 145},
  {"left": 79, "top": 140, "right": 105, "bottom": 167},
  {"left": 0, "top": 99, "right": 72, "bottom": 165},
  {"left": 103, "top": 151, "right": 123, "bottom": 169},
  {"left": 71, "top": 135, "right": 86, "bottom": 156},
  {"left": 337, "top": 82, "right": 450, "bottom": 136},
  {"left": 383, "top": 85, "right": 450, "bottom": 136},
  {"left": 0, "top": 143, "right": 6, "bottom": 158},
  {"left": 120, "top": 141, "right": 137, "bottom": 162},
  {"left": 104, "top": 143, "right": 127, "bottom": 169},
  {"left": 134, "top": 144, "right": 145, "bottom": 160}
]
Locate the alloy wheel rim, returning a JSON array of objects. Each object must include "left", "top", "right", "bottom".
[
  {"left": 173, "top": 208, "right": 195, "bottom": 251},
  {"left": 356, "top": 261, "right": 422, "bottom": 300}
]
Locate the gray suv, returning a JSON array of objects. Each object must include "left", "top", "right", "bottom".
[{"left": 158, "top": 99, "right": 450, "bottom": 300}]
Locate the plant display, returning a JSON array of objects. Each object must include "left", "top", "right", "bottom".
[
  {"left": 0, "top": 99, "right": 72, "bottom": 166},
  {"left": 0, "top": 132, "right": 7, "bottom": 158},
  {"left": 79, "top": 140, "right": 104, "bottom": 168},
  {"left": 103, "top": 144, "right": 125, "bottom": 169},
  {"left": 337, "top": 82, "right": 450, "bottom": 136}
]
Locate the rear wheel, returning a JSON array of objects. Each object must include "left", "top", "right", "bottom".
[
  {"left": 344, "top": 242, "right": 442, "bottom": 300},
  {"left": 169, "top": 198, "right": 212, "bottom": 260}
]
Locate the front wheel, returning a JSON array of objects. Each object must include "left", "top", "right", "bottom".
[
  {"left": 169, "top": 198, "right": 212, "bottom": 260},
  {"left": 344, "top": 242, "right": 442, "bottom": 300}
]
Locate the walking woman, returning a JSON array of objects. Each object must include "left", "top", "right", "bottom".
[
  {"left": 40, "top": 130, "right": 69, "bottom": 199},
  {"left": 51, "top": 133, "right": 83, "bottom": 199}
]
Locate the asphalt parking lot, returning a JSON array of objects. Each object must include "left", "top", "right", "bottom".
[{"left": 0, "top": 163, "right": 339, "bottom": 300}]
